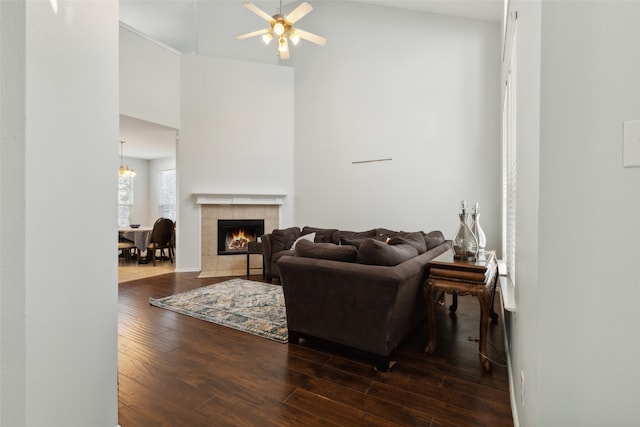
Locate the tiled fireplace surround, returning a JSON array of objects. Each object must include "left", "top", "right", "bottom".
[{"left": 197, "top": 194, "right": 282, "bottom": 278}]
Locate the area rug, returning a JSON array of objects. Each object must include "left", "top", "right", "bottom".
[{"left": 149, "top": 278, "right": 288, "bottom": 343}]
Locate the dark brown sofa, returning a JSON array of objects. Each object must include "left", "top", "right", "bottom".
[{"left": 262, "top": 226, "right": 450, "bottom": 370}]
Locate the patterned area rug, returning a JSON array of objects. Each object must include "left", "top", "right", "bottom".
[{"left": 149, "top": 278, "right": 288, "bottom": 343}]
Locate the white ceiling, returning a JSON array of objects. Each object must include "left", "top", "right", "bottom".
[
  {"left": 119, "top": 0, "right": 502, "bottom": 54},
  {"left": 118, "top": 0, "right": 502, "bottom": 160},
  {"left": 119, "top": 115, "right": 177, "bottom": 160}
]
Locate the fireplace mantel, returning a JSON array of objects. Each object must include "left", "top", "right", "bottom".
[{"left": 193, "top": 193, "right": 286, "bottom": 206}]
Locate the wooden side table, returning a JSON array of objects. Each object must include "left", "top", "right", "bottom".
[
  {"left": 246, "top": 241, "right": 264, "bottom": 279},
  {"left": 424, "top": 249, "right": 498, "bottom": 372}
]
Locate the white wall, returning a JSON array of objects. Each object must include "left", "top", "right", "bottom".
[
  {"left": 177, "top": 55, "right": 294, "bottom": 271},
  {"left": 290, "top": 3, "right": 502, "bottom": 243},
  {"left": 119, "top": 23, "right": 180, "bottom": 129},
  {"left": 1, "top": 1, "right": 119, "bottom": 426},
  {"left": 0, "top": 1, "right": 26, "bottom": 423},
  {"left": 507, "top": 1, "right": 640, "bottom": 425}
]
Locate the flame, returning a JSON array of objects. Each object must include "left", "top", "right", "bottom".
[
  {"left": 232, "top": 229, "right": 250, "bottom": 241},
  {"left": 228, "top": 228, "right": 251, "bottom": 250}
]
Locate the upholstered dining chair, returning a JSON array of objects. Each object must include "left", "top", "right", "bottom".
[
  {"left": 147, "top": 218, "right": 175, "bottom": 266},
  {"left": 118, "top": 238, "right": 137, "bottom": 262}
]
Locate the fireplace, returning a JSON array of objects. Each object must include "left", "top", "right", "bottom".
[{"left": 217, "top": 219, "right": 264, "bottom": 255}]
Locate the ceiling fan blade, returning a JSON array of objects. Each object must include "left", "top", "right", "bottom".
[
  {"left": 243, "top": 2, "right": 274, "bottom": 23},
  {"left": 237, "top": 28, "right": 270, "bottom": 40},
  {"left": 286, "top": 2, "right": 313, "bottom": 24},
  {"left": 294, "top": 28, "right": 327, "bottom": 46}
]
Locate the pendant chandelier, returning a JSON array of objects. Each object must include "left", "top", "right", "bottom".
[{"left": 119, "top": 140, "right": 136, "bottom": 177}]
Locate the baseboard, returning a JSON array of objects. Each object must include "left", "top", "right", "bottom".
[
  {"left": 501, "top": 292, "right": 519, "bottom": 427},
  {"left": 174, "top": 267, "right": 201, "bottom": 273}
]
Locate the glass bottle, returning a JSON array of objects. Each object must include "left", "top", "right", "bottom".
[
  {"left": 470, "top": 202, "right": 486, "bottom": 251},
  {"left": 452, "top": 200, "right": 478, "bottom": 262}
]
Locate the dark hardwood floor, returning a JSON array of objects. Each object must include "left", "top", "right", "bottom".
[{"left": 118, "top": 272, "right": 513, "bottom": 426}]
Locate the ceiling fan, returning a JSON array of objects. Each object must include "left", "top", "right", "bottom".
[{"left": 237, "top": 1, "right": 327, "bottom": 59}]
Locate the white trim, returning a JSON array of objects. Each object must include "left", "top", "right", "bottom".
[
  {"left": 497, "top": 259, "right": 517, "bottom": 312},
  {"left": 193, "top": 193, "right": 286, "bottom": 206},
  {"left": 175, "top": 267, "right": 201, "bottom": 273},
  {"left": 118, "top": 21, "right": 181, "bottom": 55},
  {"left": 499, "top": 276, "right": 517, "bottom": 312},
  {"left": 502, "top": 305, "right": 519, "bottom": 427}
]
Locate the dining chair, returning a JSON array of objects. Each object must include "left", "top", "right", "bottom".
[
  {"left": 147, "top": 218, "right": 175, "bottom": 266},
  {"left": 118, "top": 238, "right": 137, "bottom": 262}
]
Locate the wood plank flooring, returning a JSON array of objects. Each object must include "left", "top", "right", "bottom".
[{"left": 118, "top": 273, "right": 513, "bottom": 426}]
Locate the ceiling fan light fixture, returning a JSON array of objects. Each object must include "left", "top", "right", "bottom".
[
  {"left": 237, "top": 2, "right": 325, "bottom": 59},
  {"left": 290, "top": 32, "right": 300, "bottom": 46},
  {"left": 273, "top": 21, "right": 285, "bottom": 36},
  {"left": 278, "top": 36, "right": 288, "bottom": 53}
]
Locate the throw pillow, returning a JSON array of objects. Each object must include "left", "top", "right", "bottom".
[
  {"left": 375, "top": 228, "right": 398, "bottom": 237},
  {"left": 356, "top": 238, "right": 419, "bottom": 266},
  {"left": 341, "top": 233, "right": 390, "bottom": 248},
  {"left": 302, "top": 226, "right": 338, "bottom": 243},
  {"left": 339, "top": 237, "right": 367, "bottom": 248},
  {"left": 331, "top": 229, "right": 376, "bottom": 244},
  {"left": 270, "top": 227, "right": 301, "bottom": 253},
  {"left": 294, "top": 239, "right": 358, "bottom": 262},
  {"left": 290, "top": 232, "right": 316, "bottom": 250},
  {"left": 388, "top": 231, "right": 427, "bottom": 254},
  {"left": 424, "top": 230, "right": 446, "bottom": 250}
]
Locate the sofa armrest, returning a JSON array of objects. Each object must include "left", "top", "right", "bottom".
[{"left": 260, "top": 233, "right": 273, "bottom": 281}]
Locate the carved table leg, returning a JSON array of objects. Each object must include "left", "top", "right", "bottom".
[
  {"left": 477, "top": 288, "right": 492, "bottom": 372},
  {"left": 424, "top": 280, "right": 437, "bottom": 354},
  {"left": 489, "top": 272, "right": 499, "bottom": 321}
]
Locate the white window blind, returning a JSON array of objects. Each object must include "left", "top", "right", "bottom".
[
  {"left": 502, "top": 14, "right": 517, "bottom": 285},
  {"left": 159, "top": 169, "right": 176, "bottom": 221},
  {"left": 118, "top": 175, "right": 133, "bottom": 227}
]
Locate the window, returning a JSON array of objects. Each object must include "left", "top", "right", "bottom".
[
  {"left": 118, "top": 175, "right": 133, "bottom": 227},
  {"left": 502, "top": 12, "right": 517, "bottom": 285},
  {"left": 159, "top": 169, "right": 176, "bottom": 221}
]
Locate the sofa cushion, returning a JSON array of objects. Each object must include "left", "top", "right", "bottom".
[
  {"left": 302, "top": 226, "right": 338, "bottom": 243},
  {"left": 332, "top": 229, "right": 377, "bottom": 244},
  {"left": 273, "top": 249, "right": 295, "bottom": 264},
  {"left": 340, "top": 233, "right": 389, "bottom": 248},
  {"left": 388, "top": 231, "right": 427, "bottom": 254},
  {"left": 424, "top": 230, "right": 446, "bottom": 250},
  {"left": 356, "top": 238, "right": 419, "bottom": 266},
  {"left": 294, "top": 239, "right": 358, "bottom": 262},
  {"left": 375, "top": 228, "right": 398, "bottom": 237},
  {"left": 291, "top": 232, "right": 316, "bottom": 250},
  {"left": 271, "top": 227, "right": 301, "bottom": 253}
]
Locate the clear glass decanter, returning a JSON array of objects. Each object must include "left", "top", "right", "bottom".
[
  {"left": 470, "top": 202, "right": 486, "bottom": 251},
  {"left": 452, "top": 200, "right": 478, "bottom": 262}
]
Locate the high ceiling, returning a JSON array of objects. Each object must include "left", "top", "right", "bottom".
[
  {"left": 120, "top": 0, "right": 502, "bottom": 54},
  {"left": 118, "top": 0, "right": 503, "bottom": 160},
  {"left": 119, "top": 115, "right": 177, "bottom": 160}
]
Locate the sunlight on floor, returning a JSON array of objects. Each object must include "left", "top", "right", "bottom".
[{"left": 118, "top": 257, "right": 175, "bottom": 284}]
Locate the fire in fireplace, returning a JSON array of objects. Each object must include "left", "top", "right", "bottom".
[{"left": 217, "top": 219, "right": 264, "bottom": 255}]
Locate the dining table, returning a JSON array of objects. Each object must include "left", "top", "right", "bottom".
[{"left": 118, "top": 226, "right": 153, "bottom": 252}]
